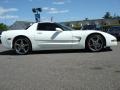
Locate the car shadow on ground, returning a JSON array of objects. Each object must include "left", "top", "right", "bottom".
[{"left": 0, "top": 48, "right": 112, "bottom": 56}]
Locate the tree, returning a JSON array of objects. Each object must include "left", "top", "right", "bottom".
[
  {"left": 113, "top": 14, "right": 120, "bottom": 19},
  {"left": 103, "top": 12, "right": 112, "bottom": 19},
  {"left": 0, "top": 23, "right": 8, "bottom": 30},
  {"left": 85, "top": 18, "right": 88, "bottom": 21}
]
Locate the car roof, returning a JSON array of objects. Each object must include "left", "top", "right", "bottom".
[{"left": 37, "top": 22, "right": 55, "bottom": 24}]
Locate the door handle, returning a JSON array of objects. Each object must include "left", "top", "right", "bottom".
[{"left": 37, "top": 32, "right": 42, "bottom": 34}]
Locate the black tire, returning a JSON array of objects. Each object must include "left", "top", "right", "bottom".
[
  {"left": 86, "top": 34, "right": 105, "bottom": 52},
  {"left": 13, "top": 37, "right": 32, "bottom": 55}
]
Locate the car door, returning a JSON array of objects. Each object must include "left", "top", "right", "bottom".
[{"left": 34, "top": 23, "right": 73, "bottom": 50}]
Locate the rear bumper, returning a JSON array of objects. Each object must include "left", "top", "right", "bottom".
[
  {"left": 0, "top": 35, "right": 1, "bottom": 43},
  {"left": 1, "top": 35, "right": 13, "bottom": 49}
]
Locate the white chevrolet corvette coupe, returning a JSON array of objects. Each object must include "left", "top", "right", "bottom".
[{"left": 1, "top": 22, "right": 117, "bottom": 55}]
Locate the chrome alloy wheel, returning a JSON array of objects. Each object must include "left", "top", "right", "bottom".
[
  {"left": 14, "top": 38, "right": 30, "bottom": 55},
  {"left": 87, "top": 35, "right": 104, "bottom": 52}
]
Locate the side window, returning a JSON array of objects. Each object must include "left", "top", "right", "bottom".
[
  {"left": 37, "top": 23, "right": 64, "bottom": 31},
  {"left": 37, "top": 23, "right": 57, "bottom": 31},
  {"left": 37, "top": 23, "right": 46, "bottom": 30}
]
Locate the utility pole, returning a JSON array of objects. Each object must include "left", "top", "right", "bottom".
[
  {"left": 51, "top": 17, "right": 53, "bottom": 22},
  {"left": 32, "top": 8, "right": 42, "bottom": 22}
]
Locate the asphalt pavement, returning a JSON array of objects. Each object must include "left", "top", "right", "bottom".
[{"left": 0, "top": 43, "right": 120, "bottom": 90}]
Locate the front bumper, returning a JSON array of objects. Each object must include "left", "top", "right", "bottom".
[{"left": 106, "top": 36, "right": 117, "bottom": 47}]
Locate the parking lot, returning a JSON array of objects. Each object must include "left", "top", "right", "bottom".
[{"left": 0, "top": 42, "right": 120, "bottom": 90}]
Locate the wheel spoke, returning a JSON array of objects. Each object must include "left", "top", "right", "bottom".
[
  {"left": 89, "top": 44, "right": 94, "bottom": 47},
  {"left": 22, "top": 48, "right": 26, "bottom": 53},
  {"left": 94, "top": 45, "right": 99, "bottom": 50},
  {"left": 15, "top": 43, "right": 21, "bottom": 47},
  {"left": 20, "top": 39, "right": 24, "bottom": 45},
  {"left": 96, "top": 38, "right": 99, "bottom": 43},
  {"left": 97, "top": 38, "right": 102, "bottom": 43},
  {"left": 16, "top": 46, "right": 23, "bottom": 53},
  {"left": 18, "top": 46, "right": 22, "bottom": 51},
  {"left": 24, "top": 44, "right": 29, "bottom": 47},
  {"left": 90, "top": 38, "right": 95, "bottom": 43},
  {"left": 88, "top": 41, "right": 94, "bottom": 47}
]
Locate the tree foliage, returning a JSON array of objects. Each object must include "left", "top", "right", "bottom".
[
  {"left": 103, "top": 12, "right": 120, "bottom": 19},
  {"left": 103, "top": 12, "right": 112, "bottom": 19},
  {"left": 0, "top": 23, "right": 8, "bottom": 30}
]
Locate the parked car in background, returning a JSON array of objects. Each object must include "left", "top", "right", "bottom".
[
  {"left": 81, "top": 25, "right": 101, "bottom": 30},
  {"left": 107, "top": 26, "right": 120, "bottom": 40}
]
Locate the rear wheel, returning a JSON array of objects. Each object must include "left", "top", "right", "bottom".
[
  {"left": 86, "top": 34, "right": 105, "bottom": 52},
  {"left": 13, "top": 37, "right": 31, "bottom": 55}
]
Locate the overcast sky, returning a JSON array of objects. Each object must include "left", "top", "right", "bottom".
[{"left": 0, "top": 0, "right": 120, "bottom": 25}]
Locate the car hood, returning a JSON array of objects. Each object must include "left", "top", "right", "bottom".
[
  {"left": 71, "top": 30, "right": 103, "bottom": 35},
  {"left": 71, "top": 30, "right": 116, "bottom": 40}
]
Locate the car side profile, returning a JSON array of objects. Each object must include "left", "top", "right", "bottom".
[{"left": 1, "top": 22, "right": 117, "bottom": 55}]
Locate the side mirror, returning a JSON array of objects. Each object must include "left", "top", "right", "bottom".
[{"left": 56, "top": 28, "right": 63, "bottom": 32}]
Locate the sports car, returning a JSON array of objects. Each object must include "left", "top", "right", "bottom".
[{"left": 1, "top": 22, "right": 117, "bottom": 55}]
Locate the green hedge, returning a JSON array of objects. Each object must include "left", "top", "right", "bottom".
[{"left": 0, "top": 23, "right": 8, "bottom": 31}]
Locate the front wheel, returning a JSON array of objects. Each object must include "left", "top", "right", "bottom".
[
  {"left": 86, "top": 34, "right": 105, "bottom": 52},
  {"left": 13, "top": 37, "right": 31, "bottom": 55}
]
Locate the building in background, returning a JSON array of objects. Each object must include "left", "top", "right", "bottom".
[
  {"left": 9, "top": 18, "right": 120, "bottom": 30},
  {"left": 63, "top": 18, "right": 120, "bottom": 28},
  {"left": 9, "top": 21, "right": 34, "bottom": 30}
]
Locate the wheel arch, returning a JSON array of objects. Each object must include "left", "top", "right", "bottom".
[
  {"left": 12, "top": 35, "right": 32, "bottom": 50},
  {"left": 85, "top": 33, "right": 106, "bottom": 48}
]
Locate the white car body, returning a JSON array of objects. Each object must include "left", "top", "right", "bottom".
[{"left": 1, "top": 22, "right": 117, "bottom": 54}]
